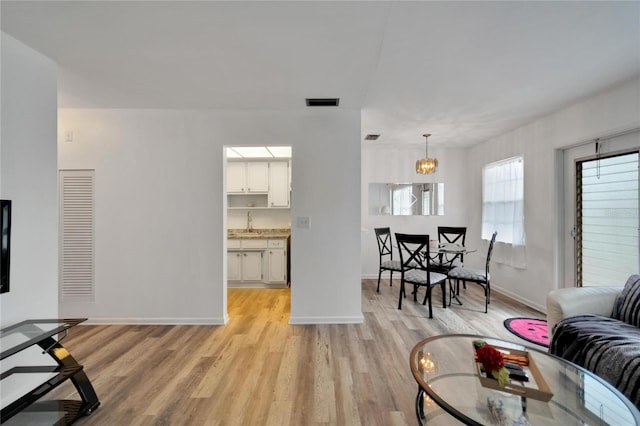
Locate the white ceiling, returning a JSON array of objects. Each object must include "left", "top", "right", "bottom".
[{"left": 2, "top": 1, "right": 639, "bottom": 148}]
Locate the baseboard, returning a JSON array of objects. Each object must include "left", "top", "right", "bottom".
[
  {"left": 289, "top": 315, "right": 364, "bottom": 325},
  {"left": 361, "top": 276, "right": 546, "bottom": 314},
  {"left": 491, "top": 286, "right": 546, "bottom": 314},
  {"left": 84, "top": 317, "right": 228, "bottom": 325}
]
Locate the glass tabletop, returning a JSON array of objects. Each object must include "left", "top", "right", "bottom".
[
  {"left": 0, "top": 319, "right": 86, "bottom": 360},
  {"left": 434, "top": 243, "right": 476, "bottom": 254},
  {"left": 409, "top": 334, "right": 640, "bottom": 426}
]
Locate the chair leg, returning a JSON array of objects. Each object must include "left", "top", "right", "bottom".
[
  {"left": 377, "top": 269, "right": 382, "bottom": 293},
  {"left": 484, "top": 285, "right": 488, "bottom": 313},
  {"left": 389, "top": 271, "right": 393, "bottom": 287},
  {"left": 428, "top": 287, "right": 433, "bottom": 319},
  {"left": 441, "top": 281, "right": 446, "bottom": 308},
  {"left": 487, "top": 281, "right": 491, "bottom": 304},
  {"left": 398, "top": 281, "right": 404, "bottom": 310}
]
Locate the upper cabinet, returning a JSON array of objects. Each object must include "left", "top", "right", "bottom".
[
  {"left": 227, "top": 162, "right": 269, "bottom": 193},
  {"left": 268, "top": 162, "right": 290, "bottom": 208},
  {"left": 227, "top": 161, "right": 290, "bottom": 209}
]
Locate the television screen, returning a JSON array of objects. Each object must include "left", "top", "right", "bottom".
[{"left": 1, "top": 200, "right": 11, "bottom": 294}]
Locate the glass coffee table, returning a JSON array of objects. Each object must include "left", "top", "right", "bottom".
[{"left": 409, "top": 334, "right": 640, "bottom": 425}]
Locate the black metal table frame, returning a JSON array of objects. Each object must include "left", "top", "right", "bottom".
[{"left": 1, "top": 318, "right": 100, "bottom": 424}]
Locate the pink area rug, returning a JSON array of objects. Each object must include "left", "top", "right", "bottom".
[{"left": 503, "top": 317, "right": 549, "bottom": 347}]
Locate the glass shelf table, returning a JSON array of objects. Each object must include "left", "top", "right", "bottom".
[{"left": 1, "top": 319, "right": 99, "bottom": 425}]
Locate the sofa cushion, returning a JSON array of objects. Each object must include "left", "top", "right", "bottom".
[
  {"left": 550, "top": 314, "right": 640, "bottom": 408},
  {"left": 612, "top": 274, "right": 640, "bottom": 327}
]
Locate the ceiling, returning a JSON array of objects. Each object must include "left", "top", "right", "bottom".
[{"left": 2, "top": 1, "right": 639, "bottom": 149}]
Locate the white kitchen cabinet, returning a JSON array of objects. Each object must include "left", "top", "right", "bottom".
[
  {"left": 227, "top": 251, "right": 242, "bottom": 281},
  {"left": 266, "top": 239, "right": 287, "bottom": 284},
  {"left": 227, "top": 238, "right": 287, "bottom": 285},
  {"left": 227, "top": 162, "right": 269, "bottom": 194},
  {"left": 266, "top": 249, "right": 286, "bottom": 283},
  {"left": 227, "top": 239, "right": 268, "bottom": 283},
  {"left": 242, "top": 251, "right": 263, "bottom": 281},
  {"left": 227, "top": 162, "right": 245, "bottom": 193},
  {"left": 228, "top": 250, "right": 263, "bottom": 282},
  {"left": 268, "top": 161, "right": 290, "bottom": 208}
]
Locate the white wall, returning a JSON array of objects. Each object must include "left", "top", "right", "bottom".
[
  {"left": 0, "top": 34, "right": 59, "bottom": 326},
  {"left": 465, "top": 77, "right": 640, "bottom": 312},
  {"left": 227, "top": 209, "right": 290, "bottom": 230},
  {"left": 361, "top": 145, "right": 469, "bottom": 278},
  {"left": 58, "top": 108, "right": 362, "bottom": 324}
]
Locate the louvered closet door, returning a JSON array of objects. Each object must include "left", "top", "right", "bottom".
[{"left": 59, "top": 170, "right": 95, "bottom": 302}]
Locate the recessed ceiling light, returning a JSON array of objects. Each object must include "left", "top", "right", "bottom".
[
  {"left": 306, "top": 98, "right": 340, "bottom": 107},
  {"left": 364, "top": 134, "right": 380, "bottom": 141},
  {"left": 266, "top": 146, "right": 292, "bottom": 158}
]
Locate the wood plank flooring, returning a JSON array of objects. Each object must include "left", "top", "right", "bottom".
[{"left": 47, "top": 279, "right": 545, "bottom": 425}]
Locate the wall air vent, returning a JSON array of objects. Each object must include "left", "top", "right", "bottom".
[
  {"left": 306, "top": 98, "right": 340, "bottom": 107},
  {"left": 364, "top": 134, "right": 380, "bottom": 141}
]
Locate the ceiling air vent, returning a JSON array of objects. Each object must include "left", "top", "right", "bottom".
[
  {"left": 364, "top": 134, "right": 380, "bottom": 141},
  {"left": 306, "top": 98, "right": 340, "bottom": 107}
]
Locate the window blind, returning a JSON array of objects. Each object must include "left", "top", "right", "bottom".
[{"left": 579, "top": 152, "right": 639, "bottom": 286}]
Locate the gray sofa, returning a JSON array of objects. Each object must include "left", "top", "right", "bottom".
[{"left": 546, "top": 275, "right": 640, "bottom": 408}]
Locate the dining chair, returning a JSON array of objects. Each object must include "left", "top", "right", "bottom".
[
  {"left": 430, "top": 226, "right": 467, "bottom": 274},
  {"left": 447, "top": 231, "right": 497, "bottom": 313},
  {"left": 374, "top": 227, "right": 403, "bottom": 292},
  {"left": 395, "top": 233, "right": 447, "bottom": 318}
]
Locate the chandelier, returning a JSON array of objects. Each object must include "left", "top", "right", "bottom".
[{"left": 416, "top": 133, "right": 438, "bottom": 174}]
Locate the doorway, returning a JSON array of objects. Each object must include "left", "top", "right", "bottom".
[
  {"left": 562, "top": 130, "right": 640, "bottom": 287},
  {"left": 224, "top": 146, "right": 292, "bottom": 318}
]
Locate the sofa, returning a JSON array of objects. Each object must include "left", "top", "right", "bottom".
[{"left": 546, "top": 275, "right": 640, "bottom": 408}]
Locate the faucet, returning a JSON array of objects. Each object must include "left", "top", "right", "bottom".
[{"left": 246, "top": 211, "right": 253, "bottom": 232}]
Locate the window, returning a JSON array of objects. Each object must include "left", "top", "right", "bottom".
[
  {"left": 482, "top": 156, "right": 524, "bottom": 245},
  {"left": 392, "top": 185, "right": 416, "bottom": 215}
]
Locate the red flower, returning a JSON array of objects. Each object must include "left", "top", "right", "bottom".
[{"left": 475, "top": 344, "right": 504, "bottom": 373}]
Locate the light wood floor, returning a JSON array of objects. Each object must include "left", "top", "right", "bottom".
[{"left": 49, "top": 279, "right": 545, "bottom": 425}]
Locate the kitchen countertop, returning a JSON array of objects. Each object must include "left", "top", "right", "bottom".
[{"left": 227, "top": 228, "right": 291, "bottom": 239}]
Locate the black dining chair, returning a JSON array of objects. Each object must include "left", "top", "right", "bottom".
[
  {"left": 374, "top": 227, "right": 403, "bottom": 292},
  {"left": 447, "top": 231, "right": 497, "bottom": 313},
  {"left": 430, "top": 226, "right": 467, "bottom": 274},
  {"left": 395, "top": 233, "right": 448, "bottom": 318}
]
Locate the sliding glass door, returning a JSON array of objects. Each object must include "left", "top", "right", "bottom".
[
  {"left": 575, "top": 151, "right": 639, "bottom": 286},
  {"left": 563, "top": 130, "right": 640, "bottom": 288}
]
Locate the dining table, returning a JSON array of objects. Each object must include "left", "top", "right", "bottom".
[{"left": 428, "top": 242, "right": 477, "bottom": 306}]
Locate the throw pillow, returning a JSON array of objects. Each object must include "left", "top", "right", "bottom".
[{"left": 612, "top": 274, "right": 640, "bottom": 327}]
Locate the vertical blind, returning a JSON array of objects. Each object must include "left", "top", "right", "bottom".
[
  {"left": 60, "top": 170, "right": 95, "bottom": 302},
  {"left": 579, "top": 152, "right": 639, "bottom": 287}
]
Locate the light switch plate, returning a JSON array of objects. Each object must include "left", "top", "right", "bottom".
[{"left": 296, "top": 216, "right": 310, "bottom": 229}]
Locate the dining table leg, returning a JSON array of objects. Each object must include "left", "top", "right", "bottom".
[{"left": 449, "top": 278, "right": 463, "bottom": 306}]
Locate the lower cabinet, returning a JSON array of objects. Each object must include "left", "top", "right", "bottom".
[
  {"left": 228, "top": 251, "right": 263, "bottom": 282},
  {"left": 266, "top": 249, "right": 286, "bottom": 283},
  {"left": 228, "top": 238, "right": 288, "bottom": 286}
]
